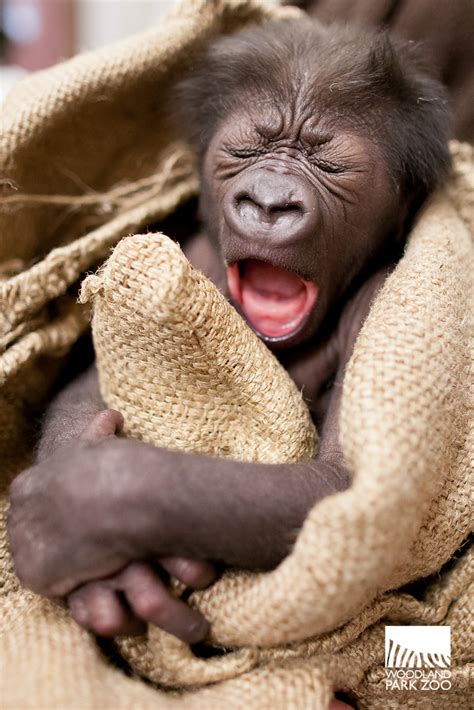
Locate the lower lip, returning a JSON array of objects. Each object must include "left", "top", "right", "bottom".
[{"left": 226, "top": 262, "right": 319, "bottom": 341}]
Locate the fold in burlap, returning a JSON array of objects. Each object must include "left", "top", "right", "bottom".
[
  {"left": 0, "top": 1, "right": 472, "bottom": 708},
  {"left": 80, "top": 234, "right": 317, "bottom": 464}
]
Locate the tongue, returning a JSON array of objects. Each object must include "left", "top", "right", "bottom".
[{"left": 229, "top": 260, "right": 318, "bottom": 338}]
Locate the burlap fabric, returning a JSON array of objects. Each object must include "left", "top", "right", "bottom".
[
  {"left": 0, "top": 1, "right": 472, "bottom": 708},
  {"left": 80, "top": 234, "right": 317, "bottom": 464}
]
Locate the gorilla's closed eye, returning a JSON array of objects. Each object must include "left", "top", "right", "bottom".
[
  {"left": 224, "top": 146, "right": 266, "bottom": 159},
  {"left": 309, "top": 158, "right": 346, "bottom": 175},
  {"left": 225, "top": 144, "right": 346, "bottom": 175}
]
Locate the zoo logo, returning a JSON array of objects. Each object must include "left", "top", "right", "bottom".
[{"left": 385, "top": 626, "right": 451, "bottom": 669}]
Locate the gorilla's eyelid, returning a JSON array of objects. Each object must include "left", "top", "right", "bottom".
[
  {"left": 311, "top": 158, "right": 346, "bottom": 174},
  {"left": 224, "top": 145, "right": 264, "bottom": 159}
]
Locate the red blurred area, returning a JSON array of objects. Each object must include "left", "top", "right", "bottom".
[{"left": 3, "top": 0, "right": 76, "bottom": 71}]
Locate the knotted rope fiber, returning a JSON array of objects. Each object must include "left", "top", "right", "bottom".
[{"left": 0, "top": 1, "right": 472, "bottom": 708}]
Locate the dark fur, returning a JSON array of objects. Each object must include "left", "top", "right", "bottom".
[{"left": 176, "top": 19, "right": 451, "bottom": 200}]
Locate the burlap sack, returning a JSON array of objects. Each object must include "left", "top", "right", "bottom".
[
  {"left": 79, "top": 233, "right": 317, "bottom": 463},
  {"left": 0, "top": 1, "right": 472, "bottom": 708}
]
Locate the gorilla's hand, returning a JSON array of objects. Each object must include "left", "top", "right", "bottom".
[{"left": 8, "top": 411, "right": 216, "bottom": 642}]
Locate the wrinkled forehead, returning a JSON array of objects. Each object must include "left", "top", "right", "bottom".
[
  {"left": 226, "top": 80, "right": 373, "bottom": 144},
  {"left": 228, "top": 54, "right": 386, "bottom": 140}
]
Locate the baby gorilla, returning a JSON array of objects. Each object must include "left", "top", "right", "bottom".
[{"left": 8, "top": 18, "right": 450, "bottom": 651}]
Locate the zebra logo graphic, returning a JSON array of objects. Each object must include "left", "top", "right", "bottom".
[{"left": 385, "top": 626, "right": 451, "bottom": 669}]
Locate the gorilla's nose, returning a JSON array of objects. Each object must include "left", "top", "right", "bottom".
[{"left": 225, "top": 169, "right": 318, "bottom": 246}]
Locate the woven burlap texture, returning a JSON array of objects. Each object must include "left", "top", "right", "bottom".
[
  {"left": 0, "top": 0, "right": 472, "bottom": 707},
  {"left": 80, "top": 234, "right": 317, "bottom": 464}
]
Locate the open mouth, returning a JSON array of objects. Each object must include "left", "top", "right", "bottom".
[{"left": 227, "top": 259, "right": 319, "bottom": 339}]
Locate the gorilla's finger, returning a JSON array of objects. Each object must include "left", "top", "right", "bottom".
[
  {"left": 69, "top": 583, "right": 145, "bottom": 637},
  {"left": 329, "top": 700, "right": 354, "bottom": 710},
  {"left": 120, "top": 563, "right": 209, "bottom": 643},
  {"left": 160, "top": 557, "right": 218, "bottom": 589},
  {"left": 80, "top": 409, "right": 124, "bottom": 441}
]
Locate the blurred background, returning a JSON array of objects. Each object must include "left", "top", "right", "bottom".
[{"left": 0, "top": 0, "right": 236, "bottom": 99}]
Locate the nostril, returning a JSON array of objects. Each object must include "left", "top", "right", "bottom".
[
  {"left": 234, "top": 193, "right": 263, "bottom": 222},
  {"left": 235, "top": 191, "right": 251, "bottom": 201},
  {"left": 269, "top": 202, "right": 303, "bottom": 216},
  {"left": 235, "top": 192, "right": 257, "bottom": 208},
  {"left": 234, "top": 193, "right": 304, "bottom": 219}
]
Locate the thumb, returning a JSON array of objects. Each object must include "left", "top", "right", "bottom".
[{"left": 80, "top": 410, "right": 124, "bottom": 441}]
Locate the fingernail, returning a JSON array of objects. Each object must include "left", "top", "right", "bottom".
[{"left": 184, "top": 617, "right": 209, "bottom": 644}]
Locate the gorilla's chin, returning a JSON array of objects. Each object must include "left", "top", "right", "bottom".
[{"left": 227, "top": 260, "right": 319, "bottom": 346}]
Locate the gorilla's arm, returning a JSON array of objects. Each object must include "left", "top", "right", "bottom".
[
  {"left": 35, "top": 365, "right": 103, "bottom": 463},
  {"left": 8, "top": 270, "right": 384, "bottom": 602},
  {"left": 8, "top": 365, "right": 346, "bottom": 599}
]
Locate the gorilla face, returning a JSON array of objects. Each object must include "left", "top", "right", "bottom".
[
  {"left": 200, "top": 108, "right": 402, "bottom": 348},
  {"left": 177, "top": 19, "right": 450, "bottom": 349}
]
